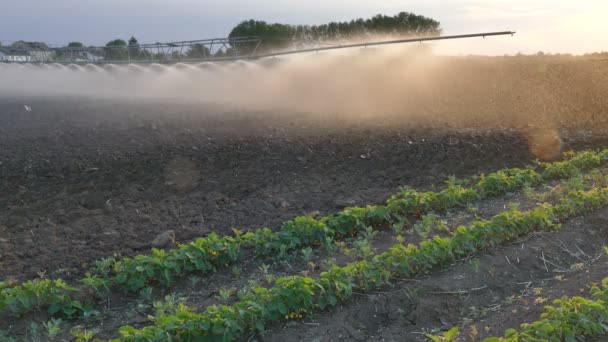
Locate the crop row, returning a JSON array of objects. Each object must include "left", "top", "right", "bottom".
[
  {"left": 429, "top": 276, "right": 608, "bottom": 342},
  {"left": 484, "top": 277, "right": 608, "bottom": 341},
  {"left": 113, "top": 181, "right": 608, "bottom": 340},
  {"left": 91, "top": 149, "right": 608, "bottom": 292},
  {"left": 1, "top": 149, "right": 606, "bottom": 319}
]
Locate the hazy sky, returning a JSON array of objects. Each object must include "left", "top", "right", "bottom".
[{"left": 1, "top": 0, "right": 607, "bottom": 55}]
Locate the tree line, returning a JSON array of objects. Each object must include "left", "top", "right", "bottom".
[
  {"left": 229, "top": 12, "right": 441, "bottom": 51},
  {"left": 4, "top": 11, "right": 440, "bottom": 61}
]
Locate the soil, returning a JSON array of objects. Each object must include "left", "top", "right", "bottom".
[
  {"left": 2, "top": 90, "right": 608, "bottom": 341},
  {"left": 0, "top": 96, "right": 541, "bottom": 281}
]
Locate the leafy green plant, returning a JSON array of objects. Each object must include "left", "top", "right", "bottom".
[
  {"left": 43, "top": 318, "right": 63, "bottom": 338},
  {"left": 301, "top": 247, "right": 314, "bottom": 263},
  {"left": 217, "top": 288, "right": 236, "bottom": 304},
  {"left": 484, "top": 277, "right": 608, "bottom": 341},
  {"left": 426, "top": 326, "right": 459, "bottom": 342},
  {"left": 70, "top": 326, "right": 98, "bottom": 342},
  {"left": 259, "top": 264, "right": 275, "bottom": 285},
  {"left": 414, "top": 213, "right": 448, "bottom": 239},
  {"left": 26, "top": 322, "right": 42, "bottom": 342},
  {"left": 231, "top": 265, "right": 242, "bottom": 279},
  {"left": 0, "top": 279, "right": 90, "bottom": 317},
  {"left": 153, "top": 294, "right": 185, "bottom": 316}
]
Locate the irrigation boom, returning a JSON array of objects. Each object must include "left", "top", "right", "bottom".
[
  {"left": 254, "top": 31, "right": 515, "bottom": 58},
  {"left": 0, "top": 31, "right": 515, "bottom": 64}
]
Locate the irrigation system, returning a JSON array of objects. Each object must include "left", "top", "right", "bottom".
[{"left": 0, "top": 31, "right": 515, "bottom": 64}]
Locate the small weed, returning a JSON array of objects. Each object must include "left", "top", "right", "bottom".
[
  {"left": 231, "top": 265, "right": 242, "bottom": 279},
  {"left": 70, "top": 326, "right": 97, "bottom": 342},
  {"left": 259, "top": 264, "right": 275, "bottom": 285},
  {"left": 426, "top": 326, "right": 459, "bottom": 342},
  {"left": 470, "top": 258, "right": 481, "bottom": 273},
  {"left": 26, "top": 322, "right": 42, "bottom": 342},
  {"left": 139, "top": 287, "right": 154, "bottom": 302},
  {"left": 217, "top": 288, "right": 235, "bottom": 304},
  {"left": 506, "top": 202, "right": 520, "bottom": 212},
  {"left": 189, "top": 276, "right": 201, "bottom": 288},
  {"left": 301, "top": 247, "right": 314, "bottom": 263},
  {"left": 43, "top": 318, "right": 63, "bottom": 338},
  {"left": 523, "top": 185, "right": 535, "bottom": 200}
]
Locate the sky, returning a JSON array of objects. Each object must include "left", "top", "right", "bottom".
[{"left": 1, "top": 0, "right": 607, "bottom": 55}]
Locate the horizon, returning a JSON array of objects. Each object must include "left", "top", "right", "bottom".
[{"left": 1, "top": 1, "right": 607, "bottom": 56}]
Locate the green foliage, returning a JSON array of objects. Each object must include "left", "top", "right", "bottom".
[
  {"left": 113, "top": 183, "right": 608, "bottom": 341},
  {"left": 43, "top": 318, "right": 63, "bottom": 338},
  {"left": 0, "top": 329, "right": 17, "bottom": 342},
  {"left": 542, "top": 150, "right": 601, "bottom": 179},
  {"left": 94, "top": 233, "right": 242, "bottom": 292},
  {"left": 70, "top": 326, "right": 99, "bottom": 342},
  {"left": 105, "top": 39, "right": 127, "bottom": 47},
  {"left": 426, "top": 326, "right": 459, "bottom": 341},
  {"left": 414, "top": 213, "right": 448, "bottom": 239},
  {"left": 153, "top": 294, "right": 186, "bottom": 316},
  {"left": 104, "top": 39, "right": 128, "bottom": 60},
  {"left": 478, "top": 168, "right": 541, "bottom": 197},
  {"left": 0, "top": 279, "right": 89, "bottom": 317},
  {"left": 229, "top": 12, "right": 441, "bottom": 53},
  {"left": 485, "top": 278, "right": 608, "bottom": 341}
]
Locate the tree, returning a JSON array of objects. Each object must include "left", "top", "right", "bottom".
[
  {"left": 228, "top": 12, "right": 441, "bottom": 54},
  {"left": 104, "top": 39, "right": 127, "bottom": 61},
  {"left": 67, "top": 42, "right": 84, "bottom": 48},
  {"left": 128, "top": 36, "right": 140, "bottom": 60}
]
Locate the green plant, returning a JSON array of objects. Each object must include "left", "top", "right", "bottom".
[
  {"left": 190, "top": 276, "right": 202, "bottom": 288},
  {"left": 113, "top": 184, "right": 608, "bottom": 341},
  {"left": 43, "top": 318, "right": 63, "bottom": 338},
  {"left": 26, "top": 321, "right": 42, "bottom": 342},
  {"left": 470, "top": 258, "right": 481, "bottom": 273},
  {"left": 426, "top": 326, "right": 459, "bottom": 342},
  {"left": 139, "top": 287, "right": 154, "bottom": 302},
  {"left": 484, "top": 277, "right": 608, "bottom": 341},
  {"left": 217, "top": 288, "right": 236, "bottom": 304},
  {"left": 414, "top": 213, "right": 448, "bottom": 239},
  {"left": 231, "top": 265, "right": 242, "bottom": 279},
  {"left": 353, "top": 227, "right": 378, "bottom": 260},
  {"left": 301, "top": 247, "right": 314, "bottom": 263},
  {"left": 153, "top": 294, "right": 185, "bottom": 316},
  {"left": 81, "top": 273, "right": 109, "bottom": 296},
  {"left": 259, "top": 264, "right": 275, "bottom": 285},
  {"left": 0, "top": 279, "right": 89, "bottom": 317},
  {"left": 70, "top": 326, "right": 98, "bottom": 342}
]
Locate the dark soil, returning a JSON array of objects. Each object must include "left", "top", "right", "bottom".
[{"left": 0, "top": 96, "right": 540, "bottom": 281}]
